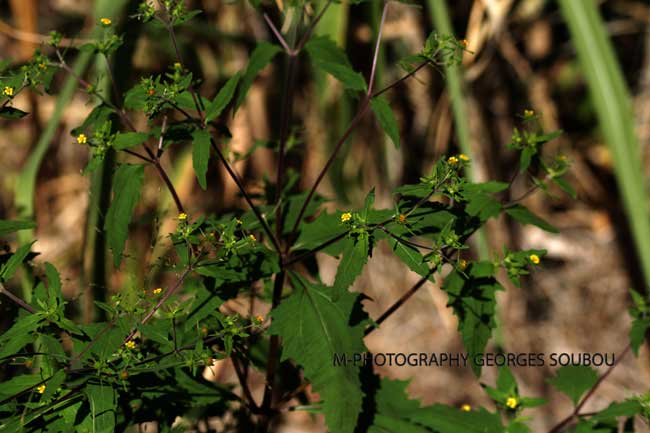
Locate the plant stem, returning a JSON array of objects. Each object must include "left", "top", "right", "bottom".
[{"left": 0, "top": 283, "right": 36, "bottom": 314}]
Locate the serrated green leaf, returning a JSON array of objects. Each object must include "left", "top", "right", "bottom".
[
  {"left": 205, "top": 72, "right": 241, "bottom": 122},
  {"left": 105, "top": 164, "right": 144, "bottom": 267},
  {"left": 292, "top": 211, "right": 348, "bottom": 253},
  {"left": 630, "top": 317, "right": 650, "bottom": 355},
  {"left": 0, "top": 241, "right": 35, "bottom": 282},
  {"left": 333, "top": 235, "right": 369, "bottom": 298},
  {"left": 85, "top": 384, "right": 116, "bottom": 433},
  {"left": 0, "top": 219, "right": 36, "bottom": 237},
  {"left": 312, "top": 60, "right": 367, "bottom": 91},
  {"left": 305, "top": 36, "right": 352, "bottom": 67},
  {"left": 387, "top": 236, "right": 429, "bottom": 277},
  {"left": 370, "top": 96, "right": 400, "bottom": 148},
  {"left": 235, "top": 42, "right": 282, "bottom": 112},
  {"left": 0, "top": 314, "right": 40, "bottom": 358},
  {"left": 547, "top": 365, "right": 598, "bottom": 406},
  {"left": 505, "top": 205, "right": 558, "bottom": 233},
  {"left": 408, "top": 405, "right": 504, "bottom": 433},
  {"left": 442, "top": 263, "right": 502, "bottom": 376},
  {"left": 192, "top": 129, "right": 211, "bottom": 190},
  {"left": 269, "top": 274, "right": 366, "bottom": 433},
  {"left": 113, "top": 132, "right": 150, "bottom": 150},
  {"left": 589, "top": 399, "right": 644, "bottom": 421},
  {"left": 552, "top": 176, "right": 577, "bottom": 199},
  {"left": 0, "top": 374, "right": 43, "bottom": 400}
]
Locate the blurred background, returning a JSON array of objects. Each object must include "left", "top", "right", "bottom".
[{"left": 1, "top": 0, "right": 650, "bottom": 431}]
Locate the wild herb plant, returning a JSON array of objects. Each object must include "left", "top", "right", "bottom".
[{"left": 0, "top": 1, "right": 648, "bottom": 432}]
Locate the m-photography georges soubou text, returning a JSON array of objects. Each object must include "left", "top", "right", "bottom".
[{"left": 333, "top": 351, "right": 616, "bottom": 368}]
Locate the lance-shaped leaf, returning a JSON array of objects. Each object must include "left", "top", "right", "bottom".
[
  {"left": 192, "top": 129, "right": 211, "bottom": 190},
  {"left": 0, "top": 241, "right": 36, "bottom": 282},
  {"left": 370, "top": 95, "right": 400, "bottom": 148},
  {"left": 105, "top": 164, "right": 144, "bottom": 266},
  {"left": 113, "top": 132, "right": 150, "bottom": 150},
  {"left": 505, "top": 205, "right": 558, "bottom": 233},
  {"left": 0, "top": 220, "right": 36, "bottom": 237},
  {"left": 269, "top": 274, "right": 367, "bottom": 433},
  {"left": 305, "top": 35, "right": 366, "bottom": 91},
  {"left": 205, "top": 72, "right": 241, "bottom": 122},
  {"left": 333, "top": 235, "right": 369, "bottom": 299},
  {"left": 85, "top": 383, "right": 117, "bottom": 433},
  {"left": 235, "top": 42, "right": 282, "bottom": 112},
  {"left": 442, "top": 261, "right": 503, "bottom": 376}
]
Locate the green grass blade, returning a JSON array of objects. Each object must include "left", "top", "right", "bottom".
[
  {"left": 559, "top": 0, "right": 650, "bottom": 288},
  {"left": 427, "top": 0, "right": 489, "bottom": 259}
]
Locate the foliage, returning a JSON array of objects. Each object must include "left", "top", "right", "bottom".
[{"left": 0, "top": 1, "right": 646, "bottom": 432}]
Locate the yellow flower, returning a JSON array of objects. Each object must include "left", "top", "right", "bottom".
[
  {"left": 460, "top": 39, "right": 469, "bottom": 48},
  {"left": 255, "top": 315, "right": 264, "bottom": 323},
  {"left": 459, "top": 154, "right": 470, "bottom": 162},
  {"left": 524, "top": 109, "right": 535, "bottom": 117},
  {"left": 77, "top": 133, "right": 87, "bottom": 144},
  {"left": 153, "top": 287, "right": 162, "bottom": 295},
  {"left": 124, "top": 340, "right": 136, "bottom": 349},
  {"left": 529, "top": 254, "right": 540, "bottom": 265},
  {"left": 398, "top": 214, "right": 407, "bottom": 223},
  {"left": 236, "top": 218, "right": 242, "bottom": 225},
  {"left": 174, "top": 62, "right": 182, "bottom": 69},
  {"left": 249, "top": 234, "right": 257, "bottom": 242},
  {"left": 178, "top": 212, "right": 188, "bottom": 221},
  {"left": 459, "top": 259, "right": 467, "bottom": 270},
  {"left": 148, "top": 87, "right": 155, "bottom": 96},
  {"left": 460, "top": 403, "right": 471, "bottom": 412},
  {"left": 340, "top": 212, "right": 352, "bottom": 223},
  {"left": 506, "top": 397, "right": 518, "bottom": 409},
  {"left": 38, "top": 63, "right": 47, "bottom": 70},
  {"left": 3, "top": 86, "right": 14, "bottom": 97},
  {"left": 99, "top": 17, "right": 112, "bottom": 26},
  {"left": 37, "top": 384, "right": 46, "bottom": 394},
  {"left": 447, "top": 156, "right": 459, "bottom": 165},
  {"left": 558, "top": 154, "right": 568, "bottom": 162},
  {"left": 119, "top": 371, "right": 129, "bottom": 380}
]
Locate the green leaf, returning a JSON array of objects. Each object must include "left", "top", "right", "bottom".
[
  {"left": 630, "top": 317, "right": 650, "bottom": 355},
  {"left": 235, "top": 42, "right": 282, "bottom": 112},
  {"left": 547, "top": 365, "right": 598, "bottom": 406},
  {"left": 305, "top": 36, "right": 352, "bottom": 67},
  {"left": 105, "top": 164, "right": 145, "bottom": 266},
  {"left": 113, "top": 132, "right": 150, "bottom": 150},
  {"left": 0, "top": 219, "right": 36, "bottom": 237},
  {"left": 387, "top": 236, "right": 430, "bottom": 278},
  {"left": 0, "top": 374, "right": 43, "bottom": 400},
  {"left": 85, "top": 383, "right": 116, "bottom": 433},
  {"left": 293, "top": 210, "right": 348, "bottom": 253},
  {"left": 589, "top": 399, "right": 644, "bottom": 421},
  {"left": 505, "top": 205, "right": 558, "bottom": 233},
  {"left": 552, "top": 177, "right": 577, "bottom": 199},
  {"left": 370, "top": 96, "right": 400, "bottom": 148},
  {"left": 192, "top": 129, "right": 211, "bottom": 190},
  {"left": 0, "top": 106, "right": 28, "bottom": 119},
  {"left": 464, "top": 192, "right": 502, "bottom": 221},
  {"left": 408, "top": 405, "right": 504, "bottom": 433},
  {"left": 312, "top": 60, "right": 367, "bottom": 91},
  {"left": 0, "top": 314, "right": 41, "bottom": 358},
  {"left": 0, "top": 241, "right": 35, "bottom": 282},
  {"left": 205, "top": 72, "right": 241, "bottom": 122},
  {"left": 442, "top": 263, "right": 503, "bottom": 376},
  {"left": 333, "top": 235, "right": 369, "bottom": 298},
  {"left": 269, "top": 274, "right": 367, "bottom": 433}
]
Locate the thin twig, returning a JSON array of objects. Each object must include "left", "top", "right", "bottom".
[
  {"left": 263, "top": 14, "right": 293, "bottom": 54},
  {"left": 295, "top": 0, "right": 333, "bottom": 52},
  {"left": 0, "top": 283, "right": 36, "bottom": 314}
]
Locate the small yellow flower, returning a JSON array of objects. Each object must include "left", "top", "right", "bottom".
[
  {"left": 460, "top": 403, "right": 471, "bottom": 412},
  {"left": 460, "top": 39, "right": 469, "bottom": 48},
  {"left": 38, "top": 63, "right": 46, "bottom": 70},
  {"left": 249, "top": 234, "right": 257, "bottom": 242},
  {"left": 236, "top": 218, "right": 242, "bottom": 225},
  {"left": 178, "top": 212, "right": 188, "bottom": 221},
  {"left": 174, "top": 62, "right": 182, "bottom": 69},
  {"left": 398, "top": 214, "right": 407, "bottom": 223},
  {"left": 255, "top": 315, "right": 264, "bottom": 323},
  {"left": 529, "top": 254, "right": 540, "bottom": 265},
  {"left": 77, "top": 133, "right": 87, "bottom": 144},
  {"left": 148, "top": 87, "right": 155, "bottom": 96},
  {"left": 119, "top": 371, "right": 129, "bottom": 380},
  {"left": 99, "top": 17, "right": 112, "bottom": 26},
  {"left": 558, "top": 154, "right": 568, "bottom": 162},
  {"left": 506, "top": 397, "right": 518, "bottom": 409},
  {"left": 459, "top": 259, "right": 467, "bottom": 270},
  {"left": 341, "top": 212, "right": 352, "bottom": 223},
  {"left": 524, "top": 109, "right": 535, "bottom": 117},
  {"left": 200, "top": 326, "right": 209, "bottom": 335},
  {"left": 37, "top": 384, "right": 46, "bottom": 394},
  {"left": 153, "top": 287, "right": 162, "bottom": 295},
  {"left": 459, "top": 154, "right": 470, "bottom": 162},
  {"left": 124, "top": 340, "right": 136, "bottom": 350},
  {"left": 447, "top": 156, "right": 459, "bottom": 165},
  {"left": 3, "top": 86, "right": 14, "bottom": 97}
]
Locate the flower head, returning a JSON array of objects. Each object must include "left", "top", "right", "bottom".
[
  {"left": 459, "top": 259, "right": 467, "bottom": 270},
  {"left": 447, "top": 156, "right": 459, "bottom": 165},
  {"left": 148, "top": 87, "right": 155, "bottom": 96},
  {"left": 153, "top": 287, "right": 162, "bottom": 295},
  {"left": 341, "top": 212, "right": 352, "bottom": 223},
  {"left": 174, "top": 62, "right": 182, "bottom": 69},
  {"left": 3, "top": 86, "right": 14, "bottom": 97},
  {"left": 77, "top": 133, "right": 87, "bottom": 144},
  {"left": 506, "top": 397, "right": 518, "bottom": 410},
  {"left": 529, "top": 254, "right": 540, "bottom": 265},
  {"left": 460, "top": 39, "right": 469, "bottom": 48},
  {"left": 524, "top": 109, "right": 535, "bottom": 117},
  {"left": 459, "top": 154, "right": 470, "bottom": 162},
  {"left": 99, "top": 17, "right": 112, "bottom": 26},
  {"left": 249, "top": 234, "right": 257, "bottom": 242},
  {"left": 255, "top": 315, "right": 264, "bottom": 323},
  {"left": 119, "top": 371, "right": 129, "bottom": 380},
  {"left": 124, "top": 340, "right": 136, "bottom": 350},
  {"left": 178, "top": 212, "right": 188, "bottom": 221},
  {"left": 38, "top": 63, "right": 47, "bottom": 70},
  {"left": 37, "top": 384, "right": 46, "bottom": 394},
  {"left": 398, "top": 214, "right": 407, "bottom": 224},
  {"left": 460, "top": 403, "right": 471, "bottom": 412}
]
